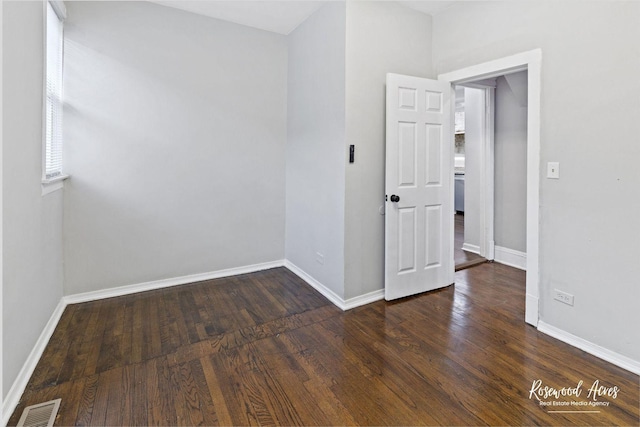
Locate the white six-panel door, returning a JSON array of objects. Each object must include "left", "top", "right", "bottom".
[{"left": 385, "top": 73, "right": 453, "bottom": 300}]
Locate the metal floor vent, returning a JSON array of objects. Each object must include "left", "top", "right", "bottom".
[{"left": 16, "top": 399, "right": 61, "bottom": 427}]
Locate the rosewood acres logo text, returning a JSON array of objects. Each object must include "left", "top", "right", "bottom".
[{"left": 528, "top": 379, "right": 620, "bottom": 412}]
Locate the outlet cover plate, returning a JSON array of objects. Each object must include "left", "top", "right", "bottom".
[{"left": 553, "top": 289, "right": 574, "bottom": 306}]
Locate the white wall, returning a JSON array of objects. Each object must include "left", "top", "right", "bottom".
[
  {"left": 461, "top": 87, "right": 484, "bottom": 251},
  {"left": 2, "top": 1, "right": 64, "bottom": 397},
  {"left": 433, "top": 1, "right": 640, "bottom": 361},
  {"left": 494, "top": 72, "right": 527, "bottom": 253},
  {"left": 344, "top": 1, "right": 432, "bottom": 299},
  {"left": 285, "top": 3, "right": 346, "bottom": 298},
  {"left": 0, "top": 0, "right": 5, "bottom": 401},
  {"left": 62, "top": 1, "right": 288, "bottom": 295}
]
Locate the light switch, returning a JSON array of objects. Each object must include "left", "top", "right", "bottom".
[{"left": 547, "top": 162, "right": 560, "bottom": 179}]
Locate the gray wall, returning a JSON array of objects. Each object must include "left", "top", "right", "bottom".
[
  {"left": 2, "top": 1, "right": 64, "bottom": 397},
  {"left": 344, "top": 1, "right": 432, "bottom": 299},
  {"left": 433, "top": 1, "right": 640, "bottom": 361},
  {"left": 62, "top": 1, "right": 288, "bottom": 295},
  {"left": 285, "top": 1, "right": 432, "bottom": 301},
  {"left": 494, "top": 72, "right": 527, "bottom": 253},
  {"left": 285, "top": 3, "right": 346, "bottom": 298}
]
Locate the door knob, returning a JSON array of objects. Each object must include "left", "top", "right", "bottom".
[{"left": 390, "top": 195, "right": 400, "bottom": 203}]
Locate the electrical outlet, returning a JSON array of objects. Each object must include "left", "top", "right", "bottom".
[
  {"left": 553, "top": 289, "right": 574, "bottom": 306},
  {"left": 315, "top": 252, "right": 324, "bottom": 265}
]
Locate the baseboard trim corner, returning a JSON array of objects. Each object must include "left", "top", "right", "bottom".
[
  {"left": 63, "top": 260, "right": 286, "bottom": 305},
  {"left": 343, "top": 289, "right": 385, "bottom": 310},
  {"left": 2, "top": 299, "right": 67, "bottom": 427},
  {"left": 284, "top": 260, "right": 384, "bottom": 311},
  {"left": 537, "top": 321, "right": 640, "bottom": 375},
  {"left": 284, "top": 260, "right": 346, "bottom": 310}
]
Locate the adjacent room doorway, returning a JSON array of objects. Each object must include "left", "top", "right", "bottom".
[
  {"left": 439, "top": 49, "right": 541, "bottom": 326},
  {"left": 383, "top": 49, "right": 541, "bottom": 326},
  {"left": 452, "top": 83, "right": 493, "bottom": 272}
]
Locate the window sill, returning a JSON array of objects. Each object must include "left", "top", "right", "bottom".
[{"left": 42, "top": 174, "right": 70, "bottom": 196}]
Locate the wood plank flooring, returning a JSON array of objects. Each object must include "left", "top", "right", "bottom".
[{"left": 8, "top": 265, "right": 639, "bottom": 426}]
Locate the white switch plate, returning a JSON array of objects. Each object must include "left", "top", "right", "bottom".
[{"left": 547, "top": 162, "right": 560, "bottom": 179}]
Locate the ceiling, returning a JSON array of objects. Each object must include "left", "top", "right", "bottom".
[
  {"left": 400, "top": 1, "right": 458, "bottom": 17},
  {"left": 148, "top": 1, "right": 458, "bottom": 35}
]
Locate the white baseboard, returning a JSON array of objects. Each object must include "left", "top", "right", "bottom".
[
  {"left": 525, "top": 293, "right": 539, "bottom": 326},
  {"left": 284, "top": 261, "right": 345, "bottom": 309},
  {"left": 342, "top": 289, "right": 385, "bottom": 310},
  {"left": 462, "top": 243, "right": 481, "bottom": 255},
  {"left": 284, "top": 260, "right": 384, "bottom": 311},
  {"left": 537, "top": 321, "right": 640, "bottom": 375},
  {"left": 63, "top": 260, "right": 285, "bottom": 305},
  {"left": 2, "top": 299, "right": 67, "bottom": 427},
  {"left": 494, "top": 245, "right": 527, "bottom": 270}
]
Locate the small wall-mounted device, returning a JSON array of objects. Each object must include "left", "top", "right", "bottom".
[{"left": 349, "top": 145, "right": 355, "bottom": 163}]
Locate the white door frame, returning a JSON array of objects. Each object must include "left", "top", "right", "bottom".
[{"left": 438, "top": 49, "right": 541, "bottom": 326}]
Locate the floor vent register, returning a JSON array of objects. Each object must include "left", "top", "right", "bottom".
[{"left": 16, "top": 399, "right": 61, "bottom": 427}]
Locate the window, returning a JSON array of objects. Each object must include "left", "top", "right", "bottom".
[{"left": 44, "top": 1, "right": 67, "bottom": 185}]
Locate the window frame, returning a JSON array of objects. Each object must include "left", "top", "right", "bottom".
[{"left": 42, "top": 0, "right": 69, "bottom": 195}]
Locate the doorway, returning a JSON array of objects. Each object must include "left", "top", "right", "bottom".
[
  {"left": 439, "top": 49, "right": 541, "bottom": 326},
  {"left": 453, "top": 84, "right": 492, "bottom": 271}
]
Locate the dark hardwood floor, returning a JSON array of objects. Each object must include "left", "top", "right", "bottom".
[
  {"left": 9, "top": 265, "right": 639, "bottom": 426},
  {"left": 455, "top": 213, "right": 486, "bottom": 270}
]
